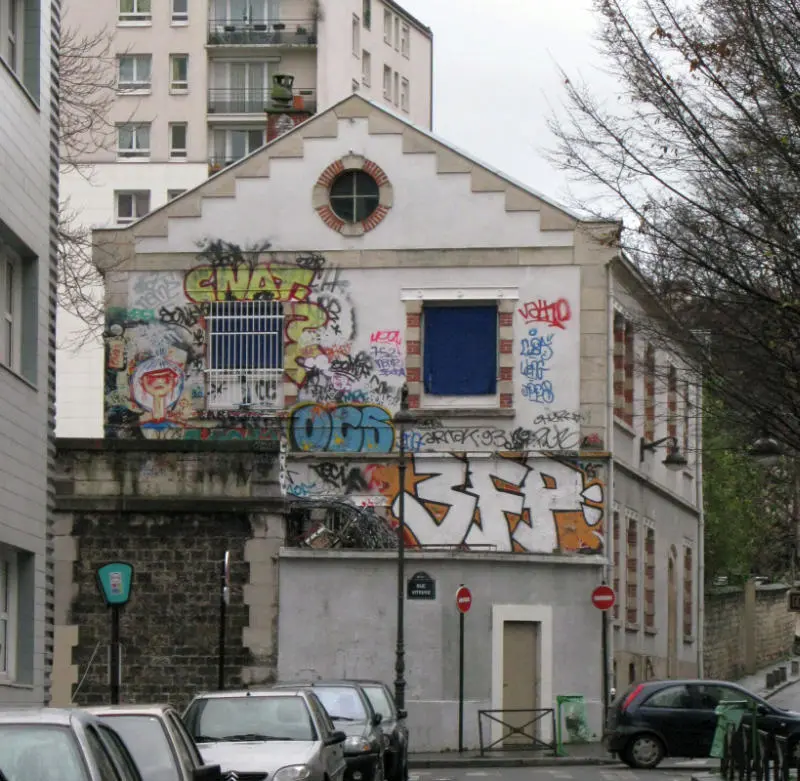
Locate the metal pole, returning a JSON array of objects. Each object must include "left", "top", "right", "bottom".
[
  {"left": 395, "top": 415, "right": 407, "bottom": 713},
  {"left": 110, "top": 605, "right": 121, "bottom": 705},
  {"left": 601, "top": 606, "right": 610, "bottom": 719},
  {"left": 458, "top": 609, "right": 465, "bottom": 752},
  {"left": 218, "top": 558, "right": 227, "bottom": 691}
]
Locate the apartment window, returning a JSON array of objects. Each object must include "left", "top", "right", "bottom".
[
  {"left": 644, "top": 527, "right": 655, "bottom": 631},
  {"left": 117, "top": 123, "right": 151, "bottom": 159},
  {"left": 172, "top": 0, "right": 188, "bottom": 22},
  {"left": 423, "top": 305, "right": 497, "bottom": 396},
  {"left": 0, "top": 0, "right": 22, "bottom": 73},
  {"left": 667, "top": 365, "right": 678, "bottom": 440},
  {"left": 206, "top": 300, "right": 284, "bottom": 410},
  {"left": 119, "top": 0, "right": 151, "bottom": 23},
  {"left": 352, "top": 14, "right": 360, "bottom": 56},
  {"left": 400, "top": 77, "right": 409, "bottom": 112},
  {"left": 211, "top": 128, "right": 264, "bottom": 167},
  {"left": 683, "top": 546, "right": 693, "bottom": 639},
  {"left": 401, "top": 23, "right": 410, "bottom": 57},
  {"left": 644, "top": 343, "right": 656, "bottom": 441},
  {"left": 626, "top": 517, "right": 638, "bottom": 627},
  {"left": 170, "top": 54, "right": 189, "bottom": 91},
  {"left": 0, "top": 549, "right": 17, "bottom": 678},
  {"left": 118, "top": 54, "right": 152, "bottom": 91},
  {"left": 612, "top": 511, "right": 621, "bottom": 621},
  {"left": 329, "top": 170, "right": 379, "bottom": 223},
  {"left": 210, "top": 60, "right": 273, "bottom": 114},
  {"left": 167, "top": 189, "right": 186, "bottom": 200},
  {"left": 362, "top": 0, "right": 371, "bottom": 29},
  {"left": 0, "top": 251, "right": 21, "bottom": 372},
  {"left": 362, "top": 50, "right": 371, "bottom": 86},
  {"left": 393, "top": 71, "right": 399, "bottom": 106},
  {"left": 613, "top": 312, "right": 635, "bottom": 425},
  {"left": 683, "top": 379, "right": 692, "bottom": 454},
  {"left": 382, "top": 65, "right": 392, "bottom": 100},
  {"left": 116, "top": 191, "right": 151, "bottom": 224},
  {"left": 169, "top": 123, "right": 187, "bottom": 159},
  {"left": 394, "top": 16, "right": 400, "bottom": 49},
  {"left": 351, "top": 78, "right": 359, "bottom": 93},
  {"left": 383, "top": 9, "right": 392, "bottom": 43}
]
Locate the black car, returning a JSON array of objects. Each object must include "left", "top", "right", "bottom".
[
  {"left": 604, "top": 679, "right": 800, "bottom": 769},
  {"left": 274, "top": 681, "right": 385, "bottom": 781},
  {"left": 353, "top": 681, "right": 408, "bottom": 781}
]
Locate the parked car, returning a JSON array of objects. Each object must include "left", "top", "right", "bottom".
[
  {"left": 87, "top": 704, "right": 222, "bottom": 781},
  {"left": 604, "top": 679, "right": 800, "bottom": 769},
  {"left": 0, "top": 707, "right": 144, "bottom": 781},
  {"left": 273, "top": 681, "right": 386, "bottom": 781},
  {"left": 352, "top": 681, "right": 408, "bottom": 781},
  {"left": 183, "top": 688, "right": 347, "bottom": 781}
]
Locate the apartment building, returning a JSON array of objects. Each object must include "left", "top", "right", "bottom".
[
  {"left": 0, "top": 0, "right": 60, "bottom": 704},
  {"left": 56, "top": 0, "right": 433, "bottom": 437}
]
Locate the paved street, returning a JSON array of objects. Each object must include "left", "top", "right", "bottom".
[
  {"left": 764, "top": 679, "right": 800, "bottom": 712},
  {"left": 412, "top": 765, "right": 712, "bottom": 781}
]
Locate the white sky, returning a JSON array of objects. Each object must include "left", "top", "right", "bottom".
[{"left": 399, "top": 0, "right": 612, "bottom": 210}]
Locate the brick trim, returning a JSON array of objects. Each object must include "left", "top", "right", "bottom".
[{"left": 314, "top": 156, "right": 393, "bottom": 235}]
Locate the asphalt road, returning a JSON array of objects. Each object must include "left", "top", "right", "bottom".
[
  {"left": 412, "top": 765, "right": 712, "bottom": 781},
  {"left": 765, "top": 679, "right": 800, "bottom": 712}
]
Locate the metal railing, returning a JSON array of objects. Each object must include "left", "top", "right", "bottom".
[
  {"left": 208, "top": 18, "right": 317, "bottom": 46},
  {"left": 722, "top": 720, "right": 800, "bottom": 781},
  {"left": 477, "top": 709, "right": 557, "bottom": 756},
  {"left": 207, "top": 87, "right": 317, "bottom": 114}
]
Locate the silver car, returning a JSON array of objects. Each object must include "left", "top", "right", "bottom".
[
  {"left": 183, "top": 689, "right": 347, "bottom": 781},
  {"left": 0, "top": 707, "right": 143, "bottom": 781}
]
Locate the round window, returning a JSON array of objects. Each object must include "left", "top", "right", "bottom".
[{"left": 329, "top": 170, "right": 380, "bottom": 223}]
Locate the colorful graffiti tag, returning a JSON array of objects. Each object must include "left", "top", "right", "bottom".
[{"left": 289, "top": 402, "right": 395, "bottom": 453}]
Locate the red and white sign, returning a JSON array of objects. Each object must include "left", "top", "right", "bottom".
[
  {"left": 456, "top": 585, "right": 472, "bottom": 614},
  {"left": 591, "top": 584, "right": 616, "bottom": 611}
]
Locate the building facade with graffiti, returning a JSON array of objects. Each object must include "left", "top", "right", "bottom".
[{"left": 80, "top": 94, "right": 701, "bottom": 741}]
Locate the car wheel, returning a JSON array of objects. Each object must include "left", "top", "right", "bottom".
[{"left": 623, "top": 734, "right": 665, "bottom": 769}]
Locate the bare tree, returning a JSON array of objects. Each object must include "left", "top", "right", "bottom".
[{"left": 549, "top": 0, "right": 800, "bottom": 451}]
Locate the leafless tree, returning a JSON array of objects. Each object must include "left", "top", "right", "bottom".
[{"left": 549, "top": 0, "right": 800, "bottom": 451}]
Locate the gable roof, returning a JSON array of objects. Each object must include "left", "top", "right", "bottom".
[{"left": 93, "top": 94, "right": 610, "bottom": 266}]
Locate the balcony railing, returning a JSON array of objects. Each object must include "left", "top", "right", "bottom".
[
  {"left": 207, "top": 87, "right": 317, "bottom": 115},
  {"left": 208, "top": 18, "right": 317, "bottom": 46}
]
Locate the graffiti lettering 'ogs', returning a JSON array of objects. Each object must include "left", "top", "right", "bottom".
[
  {"left": 289, "top": 403, "right": 395, "bottom": 453},
  {"left": 184, "top": 264, "right": 316, "bottom": 304}
]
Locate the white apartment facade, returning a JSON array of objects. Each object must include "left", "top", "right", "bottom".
[
  {"left": 0, "top": 0, "right": 60, "bottom": 704},
  {"left": 56, "top": 0, "right": 433, "bottom": 437}
]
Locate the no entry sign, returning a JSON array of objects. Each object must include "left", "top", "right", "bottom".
[
  {"left": 456, "top": 585, "right": 472, "bottom": 613},
  {"left": 591, "top": 584, "right": 616, "bottom": 611}
]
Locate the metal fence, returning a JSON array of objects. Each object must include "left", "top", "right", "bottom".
[
  {"left": 207, "top": 18, "right": 317, "bottom": 46},
  {"left": 477, "top": 708, "right": 557, "bottom": 756},
  {"left": 722, "top": 721, "right": 800, "bottom": 781},
  {"left": 207, "top": 87, "right": 317, "bottom": 115}
]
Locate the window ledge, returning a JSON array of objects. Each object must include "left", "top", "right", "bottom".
[
  {"left": 118, "top": 88, "right": 152, "bottom": 96},
  {"left": 614, "top": 416, "right": 637, "bottom": 438},
  {"left": 171, "top": 20, "right": 189, "bottom": 26},
  {"left": 413, "top": 407, "right": 515, "bottom": 419},
  {"left": 644, "top": 626, "right": 658, "bottom": 636},
  {"left": 683, "top": 634, "right": 696, "bottom": 645},
  {"left": 0, "top": 680, "right": 33, "bottom": 690},
  {"left": 117, "top": 20, "right": 153, "bottom": 27},
  {"left": 0, "top": 56, "right": 40, "bottom": 111},
  {"left": 625, "top": 622, "right": 640, "bottom": 633},
  {"left": 0, "top": 361, "right": 37, "bottom": 392},
  {"left": 170, "top": 87, "right": 189, "bottom": 95},
  {"left": 116, "top": 157, "right": 152, "bottom": 163}
]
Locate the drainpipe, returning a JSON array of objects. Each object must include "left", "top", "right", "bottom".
[
  {"left": 695, "top": 379, "right": 705, "bottom": 676},
  {"left": 605, "top": 259, "right": 616, "bottom": 691}
]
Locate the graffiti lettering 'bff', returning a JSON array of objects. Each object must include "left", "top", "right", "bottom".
[
  {"left": 184, "top": 265, "right": 317, "bottom": 304},
  {"left": 289, "top": 403, "right": 395, "bottom": 453}
]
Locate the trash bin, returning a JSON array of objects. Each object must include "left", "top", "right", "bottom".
[
  {"left": 556, "top": 695, "right": 592, "bottom": 756},
  {"left": 710, "top": 700, "right": 749, "bottom": 759}
]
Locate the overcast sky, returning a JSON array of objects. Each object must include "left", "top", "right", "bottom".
[{"left": 399, "top": 0, "right": 612, "bottom": 210}]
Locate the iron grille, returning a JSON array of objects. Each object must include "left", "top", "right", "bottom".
[{"left": 206, "top": 299, "right": 283, "bottom": 410}]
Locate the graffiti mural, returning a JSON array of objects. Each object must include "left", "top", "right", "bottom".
[{"left": 289, "top": 403, "right": 395, "bottom": 453}]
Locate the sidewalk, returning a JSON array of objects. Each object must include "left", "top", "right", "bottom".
[
  {"left": 408, "top": 741, "right": 615, "bottom": 769},
  {"left": 735, "top": 655, "right": 800, "bottom": 700}
]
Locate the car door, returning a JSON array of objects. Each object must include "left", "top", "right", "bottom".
[
  {"left": 636, "top": 684, "right": 699, "bottom": 757},
  {"left": 695, "top": 684, "right": 793, "bottom": 743},
  {"left": 83, "top": 724, "right": 137, "bottom": 781},
  {"left": 308, "top": 693, "right": 346, "bottom": 781}
]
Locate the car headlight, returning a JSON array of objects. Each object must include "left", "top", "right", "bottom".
[
  {"left": 274, "top": 766, "right": 312, "bottom": 781},
  {"left": 344, "top": 736, "right": 373, "bottom": 753}
]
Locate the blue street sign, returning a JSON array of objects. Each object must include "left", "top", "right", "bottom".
[{"left": 96, "top": 562, "right": 134, "bottom": 606}]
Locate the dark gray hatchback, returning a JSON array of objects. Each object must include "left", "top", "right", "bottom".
[{"left": 604, "top": 679, "right": 800, "bottom": 769}]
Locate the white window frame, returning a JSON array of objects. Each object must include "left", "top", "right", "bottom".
[
  {"left": 0, "top": 248, "right": 22, "bottom": 373},
  {"left": 169, "top": 53, "right": 189, "bottom": 92},
  {"left": 0, "top": 0, "right": 23, "bottom": 75},
  {"left": 169, "top": 122, "right": 188, "bottom": 160},
  {"left": 116, "top": 123, "right": 151, "bottom": 160},
  {"left": 383, "top": 9, "right": 392, "bottom": 43},
  {"left": 115, "top": 190, "right": 151, "bottom": 224},
  {"left": 118, "top": 0, "right": 151, "bottom": 24},
  {"left": 393, "top": 16, "right": 400, "bottom": 50},
  {"left": 393, "top": 71, "right": 399, "bottom": 106},
  {"left": 171, "top": 0, "right": 188, "bottom": 23},
  {"left": 400, "top": 77, "right": 409, "bottom": 112},
  {"left": 382, "top": 64, "right": 392, "bottom": 101},
  {"left": 0, "top": 547, "right": 18, "bottom": 681},
  {"left": 117, "top": 54, "right": 152, "bottom": 92},
  {"left": 352, "top": 14, "right": 360, "bottom": 57},
  {"left": 362, "top": 50, "right": 371, "bottom": 86},
  {"left": 362, "top": 0, "right": 371, "bottom": 30},
  {"left": 401, "top": 23, "right": 410, "bottom": 58},
  {"left": 210, "top": 127, "right": 265, "bottom": 168}
]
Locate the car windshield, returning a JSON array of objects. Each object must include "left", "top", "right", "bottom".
[
  {"left": 185, "top": 696, "right": 317, "bottom": 742},
  {"left": 97, "top": 715, "right": 180, "bottom": 781},
  {"left": 362, "top": 686, "right": 395, "bottom": 720},
  {"left": 313, "top": 687, "right": 368, "bottom": 722},
  {"left": 0, "top": 725, "right": 89, "bottom": 781}
]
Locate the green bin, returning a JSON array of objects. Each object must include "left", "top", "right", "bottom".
[
  {"left": 710, "top": 700, "right": 749, "bottom": 759},
  {"left": 556, "top": 695, "right": 592, "bottom": 756}
]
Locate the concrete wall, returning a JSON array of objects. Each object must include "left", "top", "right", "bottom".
[
  {"left": 703, "top": 582, "right": 794, "bottom": 681},
  {"left": 278, "top": 549, "right": 606, "bottom": 751}
]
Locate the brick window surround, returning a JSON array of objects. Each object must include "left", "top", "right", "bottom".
[
  {"left": 626, "top": 516, "right": 639, "bottom": 627},
  {"left": 614, "top": 312, "right": 635, "bottom": 425},
  {"left": 644, "top": 527, "right": 655, "bottom": 631},
  {"left": 312, "top": 154, "right": 393, "bottom": 237},
  {"left": 403, "top": 296, "right": 515, "bottom": 410},
  {"left": 683, "top": 546, "right": 694, "bottom": 640},
  {"left": 644, "top": 344, "right": 656, "bottom": 441},
  {"left": 683, "top": 379, "right": 692, "bottom": 455},
  {"left": 612, "top": 511, "right": 621, "bottom": 621},
  {"left": 667, "top": 365, "right": 678, "bottom": 441}
]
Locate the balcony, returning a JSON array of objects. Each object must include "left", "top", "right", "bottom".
[
  {"left": 207, "top": 86, "right": 317, "bottom": 115},
  {"left": 208, "top": 18, "right": 317, "bottom": 46}
]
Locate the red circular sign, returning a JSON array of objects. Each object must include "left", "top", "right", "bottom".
[
  {"left": 591, "top": 584, "right": 616, "bottom": 611},
  {"left": 456, "top": 585, "right": 472, "bottom": 613}
]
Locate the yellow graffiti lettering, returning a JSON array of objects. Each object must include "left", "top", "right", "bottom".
[
  {"left": 284, "top": 302, "right": 328, "bottom": 386},
  {"left": 269, "top": 267, "right": 314, "bottom": 302},
  {"left": 184, "top": 265, "right": 316, "bottom": 303},
  {"left": 184, "top": 267, "right": 215, "bottom": 303},
  {"left": 216, "top": 266, "right": 251, "bottom": 301}
]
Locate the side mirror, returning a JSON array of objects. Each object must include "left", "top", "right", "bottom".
[
  {"left": 397, "top": 710, "right": 407, "bottom": 720},
  {"left": 192, "top": 765, "right": 223, "bottom": 781},
  {"left": 328, "top": 730, "right": 347, "bottom": 745},
  {"left": 372, "top": 713, "right": 383, "bottom": 726},
  {"left": 757, "top": 704, "right": 770, "bottom": 716}
]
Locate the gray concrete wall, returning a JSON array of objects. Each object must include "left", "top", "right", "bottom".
[{"left": 277, "top": 549, "right": 606, "bottom": 752}]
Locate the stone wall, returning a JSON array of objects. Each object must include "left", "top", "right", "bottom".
[{"left": 704, "top": 582, "right": 793, "bottom": 680}]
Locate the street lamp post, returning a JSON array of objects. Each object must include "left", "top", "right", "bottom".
[{"left": 394, "top": 385, "right": 414, "bottom": 714}]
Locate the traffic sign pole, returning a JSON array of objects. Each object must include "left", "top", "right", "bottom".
[
  {"left": 455, "top": 585, "right": 471, "bottom": 752},
  {"left": 591, "top": 583, "right": 616, "bottom": 720}
]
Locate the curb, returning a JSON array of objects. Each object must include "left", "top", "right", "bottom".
[
  {"left": 408, "top": 756, "right": 619, "bottom": 769},
  {"left": 764, "top": 676, "right": 800, "bottom": 700}
]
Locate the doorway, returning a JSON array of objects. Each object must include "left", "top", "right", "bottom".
[
  {"left": 668, "top": 553, "right": 678, "bottom": 677},
  {"left": 502, "top": 621, "right": 540, "bottom": 745}
]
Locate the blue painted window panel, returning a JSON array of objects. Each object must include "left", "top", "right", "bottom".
[{"left": 423, "top": 305, "right": 497, "bottom": 395}]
